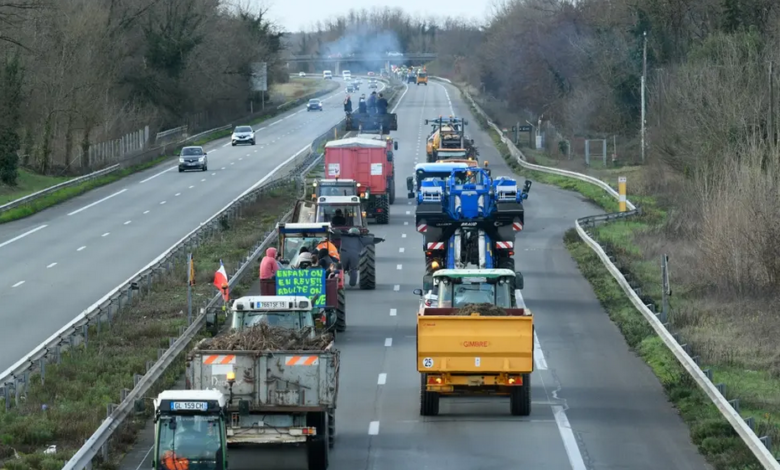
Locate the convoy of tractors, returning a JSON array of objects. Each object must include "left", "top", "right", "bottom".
[{"left": 152, "top": 79, "right": 535, "bottom": 470}]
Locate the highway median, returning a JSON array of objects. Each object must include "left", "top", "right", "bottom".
[
  {"left": 0, "top": 78, "right": 340, "bottom": 225},
  {"left": 437, "top": 76, "right": 780, "bottom": 467}
]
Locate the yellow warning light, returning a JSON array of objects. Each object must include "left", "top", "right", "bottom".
[{"left": 227, "top": 371, "right": 236, "bottom": 383}]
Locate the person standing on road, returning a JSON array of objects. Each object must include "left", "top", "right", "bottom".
[
  {"left": 344, "top": 95, "right": 352, "bottom": 114},
  {"left": 358, "top": 95, "right": 367, "bottom": 113},
  {"left": 367, "top": 92, "right": 377, "bottom": 114},
  {"left": 376, "top": 93, "right": 388, "bottom": 114},
  {"left": 339, "top": 228, "right": 372, "bottom": 288}
]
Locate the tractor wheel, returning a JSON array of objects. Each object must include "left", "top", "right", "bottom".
[
  {"left": 306, "top": 412, "right": 329, "bottom": 470},
  {"left": 359, "top": 244, "right": 376, "bottom": 290},
  {"left": 375, "top": 196, "right": 389, "bottom": 225},
  {"left": 335, "top": 289, "right": 346, "bottom": 332},
  {"left": 498, "top": 256, "right": 515, "bottom": 271},
  {"left": 509, "top": 373, "right": 532, "bottom": 416},
  {"left": 389, "top": 178, "right": 396, "bottom": 205},
  {"left": 327, "top": 409, "right": 336, "bottom": 449}
]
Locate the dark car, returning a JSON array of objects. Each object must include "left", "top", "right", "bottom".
[
  {"left": 178, "top": 146, "right": 208, "bottom": 172},
  {"left": 346, "top": 85, "right": 356, "bottom": 93},
  {"left": 307, "top": 99, "right": 323, "bottom": 111},
  {"left": 231, "top": 125, "right": 255, "bottom": 146}
]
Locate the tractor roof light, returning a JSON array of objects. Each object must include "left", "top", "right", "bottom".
[{"left": 227, "top": 371, "right": 236, "bottom": 384}]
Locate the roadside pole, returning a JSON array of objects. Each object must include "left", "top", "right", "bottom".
[{"left": 187, "top": 253, "right": 194, "bottom": 325}]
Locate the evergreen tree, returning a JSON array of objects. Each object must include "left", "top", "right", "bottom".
[{"left": 0, "top": 52, "right": 23, "bottom": 186}]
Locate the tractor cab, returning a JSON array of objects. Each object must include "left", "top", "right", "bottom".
[
  {"left": 230, "top": 295, "right": 329, "bottom": 336},
  {"left": 312, "top": 178, "right": 359, "bottom": 198},
  {"left": 417, "top": 269, "right": 525, "bottom": 309},
  {"left": 314, "top": 195, "right": 366, "bottom": 231},
  {"left": 153, "top": 390, "right": 227, "bottom": 470},
  {"left": 407, "top": 162, "right": 470, "bottom": 199}
]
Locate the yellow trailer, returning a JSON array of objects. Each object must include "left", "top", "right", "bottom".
[{"left": 417, "top": 306, "right": 533, "bottom": 416}]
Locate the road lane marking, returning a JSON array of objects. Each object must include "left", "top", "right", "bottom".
[
  {"left": 368, "top": 421, "right": 380, "bottom": 435},
  {"left": 397, "top": 264, "right": 402, "bottom": 270},
  {"left": 12, "top": 281, "right": 24, "bottom": 288},
  {"left": 231, "top": 162, "right": 235, "bottom": 165},
  {"left": 377, "top": 373, "right": 387, "bottom": 385},
  {"left": 140, "top": 166, "right": 175, "bottom": 183},
  {"left": 404, "top": 221, "right": 409, "bottom": 225},
  {"left": 143, "top": 210, "right": 150, "bottom": 214},
  {"left": 160, "top": 201, "right": 166, "bottom": 205},
  {"left": 552, "top": 406, "right": 587, "bottom": 470},
  {"left": 211, "top": 172, "right": 216, "bottom": 176},
  {"left": 402, "top": 234, "right": 407, "bottom": 238},
  {"left": 534, "top": 333, "right": 548, "bottom": 370},
  {"left": 399, "top": 247, "right": 405, "bottom": 253},
  {"left": 393, "top": 285, "right": 400, "bottom": 291},
  {"left": 390, "top": 308, "right": 397, "bottom": 316},
  {"left": 201, "top": 179, "right": 206, "bottom": 182},
  {"left": 221, "top": 167, "right": 226, "bottom": 170},
  {"left": 67, "top": 189, "right": 128, "bottom": 216},
  {"left": 0, "top": 224, "right": 47, "bottom": 249},
  {"left": 385, "top": 338, "right": 392, "bottom": 347},
  {"left": 47, "top": 263, "right": 57, "bottom": 268},
  {"left": 189, "top": 185, "right": 194, "bottom": 189},
  {"left": 175, "top": 193, "right": 181, "bottom": 196},
  {"left": 124, "top": 220, "right": 132, "bottom": 225},
  {"left": 102, "top": 233, "right": 110, "bottom": 237},
  {"left": 77, "top": 246, "right": 86, "bottom": 251}
]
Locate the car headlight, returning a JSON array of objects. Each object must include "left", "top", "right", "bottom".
[
  {"left": 198, "top": 156, "right": 205, "bottom": 162},
  {"left": 179, "top": 157, "right": 184, "bottom": 163}
]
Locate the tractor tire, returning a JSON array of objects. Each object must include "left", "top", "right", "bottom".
[
  {"left": 420, "top": 374, "right": 440, "bottom": 416},
  {"left": 509, "top": 373, "right": 531, "bottom": 416},
  {"left": 375, "top": 196, "right": 389, "bottom": 225},
  {"left": 306, "top": 412, "right": 329, "bottom": 470},
  {"left": 335, "top": 289, "right": 346, "bottom": 332},
  {"left": 389, "top": 178, "right": 396, "bottom": 205},
  {"left": 359, "top": 244, "right": 376, "bottom": 290},
  {"left": 498, "top": 256, "right": 515, "bottom": 271},
  {"left": 327, "top": 409, "right": 336, "bottom": 449}
]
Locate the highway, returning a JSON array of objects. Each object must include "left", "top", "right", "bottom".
[
  {"left": 118, "top": 81, "right": 712, "bottom": 469},
  {"left": 0, "top": 78, "right": 384, "bottom": 373}
]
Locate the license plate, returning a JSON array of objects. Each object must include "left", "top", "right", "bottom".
[{"left": 171, "top": 401, "right": 208, "bottom": 411}]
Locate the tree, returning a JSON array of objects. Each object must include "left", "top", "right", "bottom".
[{"left": 0, "top": 51, "right": 23, "bottom": 185}]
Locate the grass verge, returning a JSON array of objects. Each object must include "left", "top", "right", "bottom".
[
  {"left": 0, "top": 170, "right": 72, "bottom": 205},
  {"left": 0, "top": 183, "right": 297, "bottom": 470},
  {"left": 0, "top": 78, "right": 337, "bottom": 225},
  {"left": 453, "top": 79, "right": 780, "bottom": 467}
]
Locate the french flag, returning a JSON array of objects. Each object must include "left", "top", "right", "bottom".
[{"left": 213, "top": 260, "right": 229, "bottom": 302}]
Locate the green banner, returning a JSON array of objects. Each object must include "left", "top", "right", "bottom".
[{"left": 276, "top": 268, "right": 327, "bottom": 307}]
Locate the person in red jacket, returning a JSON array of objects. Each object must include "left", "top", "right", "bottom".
[{"left": 259, "top": 247, "right": 280, "bottom": 279}]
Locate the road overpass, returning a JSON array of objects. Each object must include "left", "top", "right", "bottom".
[{"left": 287, "top": 53, "right": 436, "bottom": 74}]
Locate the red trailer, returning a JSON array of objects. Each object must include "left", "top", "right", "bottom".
[{"left": 324, "top": 137, "right": 395, "bottom": 224}]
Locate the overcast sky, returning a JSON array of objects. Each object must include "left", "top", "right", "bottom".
[{"left": 251, "top": 0, "right": 496, "bottom": 32}]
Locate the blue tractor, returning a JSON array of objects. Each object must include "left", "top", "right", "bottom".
[
  {"left": 406, "top": 161, "right": 471, "bottom": 200},
  {"left": 414, "top": 167, "right": 531, "bottom": 273}
]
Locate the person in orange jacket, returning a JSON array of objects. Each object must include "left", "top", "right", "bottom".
[{"left": 317, "top": 239, "right": 339, "bottom": 262}]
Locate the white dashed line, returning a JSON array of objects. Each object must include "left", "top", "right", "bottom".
[
  {"left": 397, "top": 264, "right": 402, "bottom": 270},
  {"left": 239, "top": 158, "right": 243, "bottom": 161},
  {"left": 175, "top": 193, "right": 181, "bottom": 196},
  {"left": 385, "top": 338, "right": 392, "bottom": 347},
  {"left": 402, "top": 234, "right": 407, "bottom": 238},
  {"left": 144, "top": 210, "right": 150, "bottom": 214},
  {"left": 221, "top": 167, "right": 226, "bottom": 170},
  {"left": 399, "top": 247, "right": 405, "bottom": 253},
  {"left": 368, "top": 421, "right": 380, "bottom": 435},
  {"left": 390, "top": 308, "right": 397, "bottom": 316},
  {"left": 0, "top": 224, "right": 47, "bottom": 249},
  {"left": 211, "top": 173, "right": 216, "bottom": 176},
  {"left": 67, "top": 189, "right": 128, "bottom": 216},
  {"left": 124, "top": 220, "right": 132, "bottom": 225},
  {"left": 77, "top": 246, "right": 86, "bottom": 251},
  {"left": 201, "top": 179, "right": 206, "bottom": 182},
  {"left": 160, "top": 201, "right": 166, "bottom": 205},
  {"left": 12, "top": 281, "right": 25, "bottom": 288},
  {"left": 393, "top": 285, "right": 400, "bottom": 291},
  {"left": 189, "top": 185, "right": 194, "bottom": 189},
  {"left": 47, "top": 263, "right": 57, "bottom": 268},
  {"left": 377, "top": 373, "right": 387, "bottom": 385},
  {"left": 231, "top": 162, "right": 235, "bottom": 165},
  {"left": 404, "top": 221, "right": 409, "bottom": 225},
  {"left": 102, "top": 233, "right": 110, "bottom": 237}
]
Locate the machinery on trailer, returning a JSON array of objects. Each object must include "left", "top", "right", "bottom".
[
  {"left": 414, "top": 269, "right": 532, "bottom": 416},
  {"left": 152, "top": 389, "right": 228, "bottom": 470},
  {"left": 186, "top": 295, "right": 339, "bottom": 470},
  {"left": 414, "top": 167, "right": 532, "bottom": 272},
  {"left": 425, "top": 116, "right": 477, "bottom": 162},
  {"left": 345, "top": 112, "right": 398, "bottom": 134},
  {"left": 324, "top": 138, "right": 395, "bottom": 223}
]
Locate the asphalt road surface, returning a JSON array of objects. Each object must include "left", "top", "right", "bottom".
[
  {"left": 118, "top": 81, "right": 711, "bottom": 470},
  {"left": 0, "top": 78, "right": 387, "bottom": 373}
]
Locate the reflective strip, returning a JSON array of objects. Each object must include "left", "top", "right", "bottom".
[
  {"left": 417, "top": 224, "right": 427, "bottom": 232},
  {"left": 427, "top": 242, "right": 445, "bottom": 250},
  {"left": 512, "top": 222, "right": 523, "bottom": 231},
  {"left": 495, "top": 241, "right": 513, "bottom": 249},
  {"left": 619, "top": 195, "right": 626, "bottom": 202},
  {"left": 203, "top": 355, "right": 236, "bottom": 365},
  {"left": 285, "top": 356, "right": 320, "bottom": 366}
]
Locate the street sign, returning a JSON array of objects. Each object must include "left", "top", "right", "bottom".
[{"left": 251, "top": 62, "right": 268, "bottom": 92}]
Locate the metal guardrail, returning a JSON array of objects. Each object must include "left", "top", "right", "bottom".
[
  {"left": 0, "top": 164, "right": 121, "bottom": 215},
  {"left": 56, "top": 79, "right": 405, "bottom": 469},
  {"left": 430, "top": 75, "right": 780, "bottom": 468}
]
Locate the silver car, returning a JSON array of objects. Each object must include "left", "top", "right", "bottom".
[
  {"left": 231, "top": 125, "right": 255, "bottom": 146},
  {"left": 179, "top": 146, "right": 208, "bottom": 172}
]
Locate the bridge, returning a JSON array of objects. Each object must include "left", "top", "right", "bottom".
[{"left": 286, "top": 53, "right": 437, "bottom": 74}]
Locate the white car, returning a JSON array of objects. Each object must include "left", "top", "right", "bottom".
[
  {"left": 299, "top": 72, "right": 306, "bottom": 77},
  {"left": 231, "top": 125, "right": 255, "bottom": 146}
]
